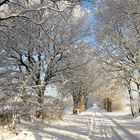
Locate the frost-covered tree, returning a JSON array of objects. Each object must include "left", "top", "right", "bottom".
[
  {"left": 94, "top": 0, "right": 140, "bottom": 116},
  {"left": 0, "top": 0, "right": 91, "bottom": 124},
  {"left": 59, "top": 43, "right": 95, "bottom": 114}
]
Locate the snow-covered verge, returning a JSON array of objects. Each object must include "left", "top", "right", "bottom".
[{"left": 0, "top": 105, "right": 140, "bottom": 140}]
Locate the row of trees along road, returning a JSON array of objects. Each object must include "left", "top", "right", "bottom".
[
  {"left": 0, "top": 0, "right": 140, "bottom": 131},
  {"left": 94, "top": 0, "right": 140, "bottom": 116},
  {"left": 0, "top": 0, "right": 93, "bottom": 130}
]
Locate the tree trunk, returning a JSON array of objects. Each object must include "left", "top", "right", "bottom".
[
  {"left": 73, "top": 94, "right": 87, "bottom": 114},
  {"left": 136, "top": 82, "right": 140, "bottom": 114},
  {"left": 35, "top": 86, "right": 45, "bottom": 118},
  {"left": 109, "top": 99, "right": 112, "bottom": 112},
  {"left": 104, "top": 99, "right": 107, "bottom": 110},
  {"left": 104, "top": 98, "right": 112, "bottom": 112},
  {"left": 128, "top": 89, "right": 136, "bottom": 117}
]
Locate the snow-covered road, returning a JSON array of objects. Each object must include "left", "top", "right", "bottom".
[
  {"left": 88, "top": 105, "right": 140, "bottom": 140},
  {"left": 0, "top": 105, "right": 140, "bottom": 140}
]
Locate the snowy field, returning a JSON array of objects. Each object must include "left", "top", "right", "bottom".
[{"left": 0, "top": 105, "right": 140, "bottom": 140}]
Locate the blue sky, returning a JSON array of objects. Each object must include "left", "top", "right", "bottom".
[{"left": 80, "top": 0, "right": 94, "bottom": 9}]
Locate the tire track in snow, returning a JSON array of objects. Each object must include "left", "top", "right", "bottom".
[
  {"left": 100, "top": 111, "right": 140, "bottom": 140},
  {"left": 90, "top": 106, "right": 122, "bottom": 140},
  {"left": 95, "top": 106, "right": 139, "bottom": 140},
  {"left": 97, "top": 108, "right": 117, "bottom": 140},
  {"left": 88, "top": 104, "right": 96, "bottom": 140}
]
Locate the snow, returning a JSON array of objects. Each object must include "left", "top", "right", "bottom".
[
  {"left": 90, "top": 105, "right": 140, "bottom": 140},
  {"left": 0, "top": 105, "right": 140, "bottom": 140}
]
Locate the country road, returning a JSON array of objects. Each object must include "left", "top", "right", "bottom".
[
  {"left": 88, "top": 105, "right": 140, "bottom": 140},
  {"left": 0, "top": 105, "right": 140, "bottom": 140}
]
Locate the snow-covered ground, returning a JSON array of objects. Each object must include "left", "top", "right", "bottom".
[{"left": 0, "top": 105, "right": 140, "bottom": 140}]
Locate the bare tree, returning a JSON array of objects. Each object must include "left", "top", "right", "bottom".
[
  {"left": 59, "top": 43, "right": 95, "bottom": 114},
  {"left": 94, "top": 0, "right": 140, "bottom": 116},
  {"left": 0, "top": 0, "right": 91, "bottom": 125}
]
